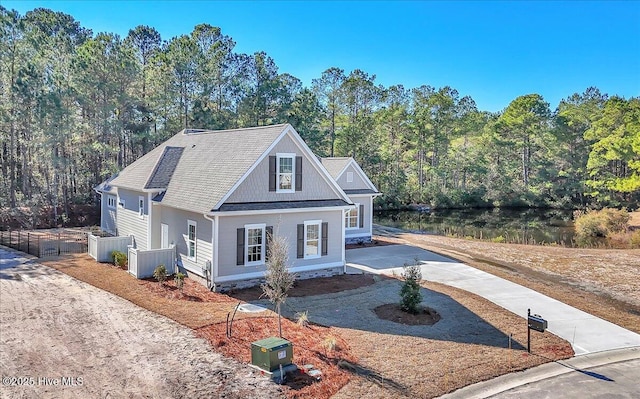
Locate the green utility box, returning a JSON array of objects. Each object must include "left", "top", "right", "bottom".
[{"left": 251, "top": 337, "right": 293, "bottom": 372}]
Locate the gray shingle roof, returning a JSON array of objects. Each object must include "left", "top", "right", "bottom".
[
  {"left": 145, "top": 146, "right": 184, "bottom": 189},
  {"left": 320, "top": 157, "right": 351, "bottom": 179},
  {"left": 110, "top": 124, "right": 289, "bottom": 214}
]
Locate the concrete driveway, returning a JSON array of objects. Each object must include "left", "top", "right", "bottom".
[{"left": 346, "top": 245, "right": 640, "bottom": 356}]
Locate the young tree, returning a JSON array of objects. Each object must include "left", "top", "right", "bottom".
[
  {"left": 261, "top": 230, "right": 296, "bottom": 337},
  {"left": 400, "top": 263, "right": 423, "bottom": 314}
]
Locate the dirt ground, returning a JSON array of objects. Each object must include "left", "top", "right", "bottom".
[
  {"left": 374, "top": 226, "right": 640, "bottom": 334},
  {"left": 0, "top": 252, "right": 283, "bottom": 399}
]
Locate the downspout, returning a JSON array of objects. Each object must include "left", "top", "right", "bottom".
[
  {"left": 342, "top": 208, "right": 347, "bottom": 274},
  {"left": 369, "top": 195, "right": 374, "bottom": 240},
  {"left": 203, "top": 213, "right": 216, "bottom": 291},
  {"left": 147, "top": 192, "right": 153, "bottom": 250}
]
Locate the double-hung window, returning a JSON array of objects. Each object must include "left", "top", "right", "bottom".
[
  {"left": 277, "top": 153, "right": 295, "bottom": 192},
  {"left": 345, "top": 204, "right": 359, "bottom": 229},
  {"left": 245, "top": 224, "right": 265, "bottom": 266},
  {"left": 187, "top": 220, "right": 196, "bottom": 259},
  {"left": 304, "top": 220, "right": 321, "bottom": 259}
]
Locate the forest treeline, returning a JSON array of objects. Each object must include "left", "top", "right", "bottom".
[{"left": 1, "top": 7, "right": 639, "bottom": 222}]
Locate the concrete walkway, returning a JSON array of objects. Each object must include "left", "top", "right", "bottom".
[{"left": 346, "top": 245, "right": 640, "bottom": 356}]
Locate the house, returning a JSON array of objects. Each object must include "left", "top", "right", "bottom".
[
  {"left": 94, "top": 124, "right": 379, "bottom": 291},
  {"left": 320, "top": 157, "right": 380, "bottom": 244}
]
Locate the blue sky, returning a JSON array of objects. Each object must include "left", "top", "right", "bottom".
[{"left": 4, "top": 1, "right": 639, "bottom": 112}]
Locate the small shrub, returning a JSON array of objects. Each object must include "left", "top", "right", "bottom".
[
  {"left": 111, "top": 250, "right": 127, "bottom": 268},
  {"left": 400, "top": 263, "right": 423, "bottom": 314},
  {"left": 153, "top": 264, "right": 167, "bottom": 285},
  {"left": 296, "top": 311, "right": 309, "bottom": 327},
  {"left": 323, "top": 335, "right": 337, "bottom": 354},
  {"left": 174, "top": 271, "right": 185, "bottom": 291},
  {"left": 491, "top": 235, "right": 505, "bottom": 243}
]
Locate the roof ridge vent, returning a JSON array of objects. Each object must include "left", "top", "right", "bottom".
[{"left": 184, "top": 128, "right": 208, "bottom": 134}]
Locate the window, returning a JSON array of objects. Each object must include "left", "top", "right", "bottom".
[
  {"left": 346, "top": 171, "right": 354, "bottom": 183},
  {"left": 118, "top": 198, "right": 126, "bottom": 209},
  {"left": 138, "top": 196, "right": 144, "bottom": 217},
  {"left": 245, "top": 224, "right": 265, "bottom": 266},
  {"left": 107, "top": 195, "right": 116, "bottom": 209},
  {"left": 277, "top": 153, "right": 295, "bottom": 192},
  {"left": 345, "top": 204, "right": 359, "bottom": 229},
  {"left": 304, "top": 220, "right": 321, "bottom": 259},
  {"left": 187, "top": 220, "right": 196, "bottom": 259}
]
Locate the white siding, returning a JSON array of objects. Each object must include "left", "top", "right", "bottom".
[
  {"left": 159, "top": 206, "right": 212, "bottom": 275},
  {"left": 116, "top": 188, "right": 148, "bottom": 250},
  {"left": 216, "top": 209, "right": 344, "bottom": 279},
  {"left": 226, "top": 136, "right": 339, "bottom": 203}
]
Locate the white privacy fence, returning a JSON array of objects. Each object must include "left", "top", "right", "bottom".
[
  {"left": 88, "top": 234, "right": 132, "bottom": 262},
  {"left": 128, "top": 246, "right": 176, "bottom": 279}
]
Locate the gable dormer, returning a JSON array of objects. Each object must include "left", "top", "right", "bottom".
[
  {"left": 320, "top": 157, "right": 379, "bottom": 194},
  {"left": 222, "top": 127, "right": 349, "bottom": 205}
]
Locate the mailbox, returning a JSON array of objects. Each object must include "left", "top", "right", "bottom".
[{"left": 528, "top": 314, "right": 547, "bottom": 332}]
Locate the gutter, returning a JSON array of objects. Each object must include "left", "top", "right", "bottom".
[{"left": 203, "top": 213, "right": 217, "bottom": 291}]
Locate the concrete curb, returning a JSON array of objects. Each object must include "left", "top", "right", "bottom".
[{"left": 438, "top": 346, "right": 640, "bottom": 398}]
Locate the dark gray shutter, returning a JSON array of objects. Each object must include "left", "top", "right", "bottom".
[
  {"left": 359, "top": 204, "right": 365, "bottom": 228},
  {"left": 295, "top": 156, "right": 302, "bottom": 191},
  {"left": 268, "top": 156, "right": 276, "bottom": 192},
  {"left": 236, "top": 228, "right": 245, "bottom": 265},
  {"left": 265, "top": 226, "right": 273, "bottom": 261},
  {"left": 296, "top": 224, "right": 304, "bottom": 258},
  {"left": 321, "top": 222, "right": 328, "bottom": 256}
]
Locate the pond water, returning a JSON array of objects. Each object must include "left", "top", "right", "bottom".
[{"left": 374, "top": 208, "right": 576, "bottom": 246}]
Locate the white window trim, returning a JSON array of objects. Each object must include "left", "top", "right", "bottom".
[
  {"left": 346, "top": 171, "right": 354, "bottom": 183},
  {"left": 304, "top": 220, "right": 322, "bottom": 260},
  {"left": 345, "top": 204, "right": 359, "bottom": 230},
  {"left": 187, "top": 220, "right": 197, "bottom": 260},
  {"left": 138, "top": 196, "right": 145, "bottom": 218},
  {"left": 245, "top": 223, "right": 266, "bottom": 267},
  {"left": 107, "top": 195, "right": 116, "bottom": 209},
  {"left": 276, "top": 153, "right": 295, "bottom": 193}
]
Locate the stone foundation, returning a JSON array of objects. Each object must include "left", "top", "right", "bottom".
[
  {"left": 345, "top": 235, "right": 372, "bottom": 245},
  {"left": 214, "top": 266, "right": 344, "bottom": 293}
]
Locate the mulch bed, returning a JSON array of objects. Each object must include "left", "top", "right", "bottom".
[
  {"left": 345, "top": 237, "right": 397, "bottom": 250},
  {"left": 374, "top": 304, "right": 441, "bottom": 326},
  {"left": 196, "top": 317, "right": 356, "bottom": 399}
]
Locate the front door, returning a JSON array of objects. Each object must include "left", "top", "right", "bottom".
[{"left": 161, "top": 223, "right": 169, "bottom": 249}]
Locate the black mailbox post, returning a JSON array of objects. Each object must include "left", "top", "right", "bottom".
[{"left": 527, "top": 308, "right": 547, "bottom": 353}]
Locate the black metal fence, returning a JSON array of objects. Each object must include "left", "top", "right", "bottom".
[{"left": 0, "top": 229, "right": 88, "bottom": 257}]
